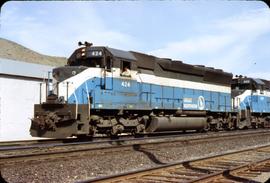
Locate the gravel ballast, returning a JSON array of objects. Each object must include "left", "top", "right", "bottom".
[{"left": 2, "top": 132, "right": 270, "bottom": 183}]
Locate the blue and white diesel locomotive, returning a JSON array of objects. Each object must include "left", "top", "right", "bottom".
[
  {"left": 232, "top": 77, "right": 270, "bottom": 127},
  {"left": 30, "top": 42, "right": 270, "bottom": 138}
]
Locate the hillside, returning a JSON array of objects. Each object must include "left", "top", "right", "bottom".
[{"left": 0, "top": 38, "right": 67, "bottom": 66}]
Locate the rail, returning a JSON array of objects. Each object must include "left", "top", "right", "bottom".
[
  {"left": 83, "top": 145, "right": 270, "bottom": 183},
  {"left": 1, "top": 129, "right": 270, "bottom": 170}
]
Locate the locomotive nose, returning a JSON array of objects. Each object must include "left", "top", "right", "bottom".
[
  {"left": 52, "top": 66, "right": 87, "bottom": 82},
  {"left": 30, "top": 97, "right": 79, "bottom": 138}
]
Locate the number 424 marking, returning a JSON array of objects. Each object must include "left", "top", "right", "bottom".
[{"left": 121, "top": 81, "right": 131, "bottom": 88}]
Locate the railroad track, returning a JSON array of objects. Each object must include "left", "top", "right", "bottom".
[
  {"left": 1, "top": 128, "right": 269, "bottom": 148},
  {"left": 1, "top": 129, "right": 270, "bottom": 168},
  {"left": 0, "top": 129, "right": 268, "bottom": 152},
  {"left": 84, "top": 145, "right": 270, "bottom": 183},
  {"left": 0, "top": 129, "right": 270, "bottom": 151},
  {"left": 1, "top": 129, "right": 270, "bottom": 151},
  {"left": 0, "top": 137, "right": 94, "bottom": 150}
]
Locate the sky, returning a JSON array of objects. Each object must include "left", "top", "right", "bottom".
[{"left": 1, "top": 1, "right": 270, "bottom": 79}]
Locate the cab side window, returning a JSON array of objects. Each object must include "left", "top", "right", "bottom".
[
  {"left": 106, "top": 56, "right": 112, "bottom": 71},
  {"left": 121, "top": 61, "right": 131, "bottom": 77}
]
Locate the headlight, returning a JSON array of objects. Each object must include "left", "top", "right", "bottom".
[{"left": 81, "top": 48, "right": 86, "bottom": 56}]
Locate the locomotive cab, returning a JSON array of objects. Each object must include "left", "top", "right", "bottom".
[
  {"left": 68, "top": 47, "right": 105, "bottom": 68},
  {"left": 67, "top": 42, "right": 136, "bottom": 72},
  {"left": 232, "top": 77, "right": 265, "bottom": 95},
  {"left": 31, "top": 42, "right": 140, "bottom": 138}
]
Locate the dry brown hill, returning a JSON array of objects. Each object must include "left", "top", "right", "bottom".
[{"left": 0, "top": 38, "right": 67, "bottom": 66}]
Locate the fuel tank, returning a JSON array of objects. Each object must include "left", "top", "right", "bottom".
[{"left": 146, "top": 116, "right": 207, "bottom": 132}]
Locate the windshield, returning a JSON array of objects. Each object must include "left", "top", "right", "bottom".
[{"left": 69, "top": 58, "right": 103, "bottom": 67}]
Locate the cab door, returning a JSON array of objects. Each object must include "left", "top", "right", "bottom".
[{"left": 101, "top": 56, "right": 113, "bottom": 90}]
